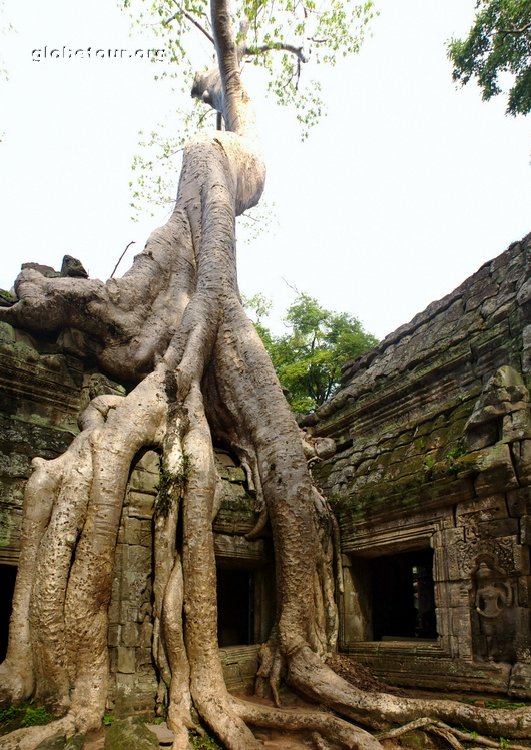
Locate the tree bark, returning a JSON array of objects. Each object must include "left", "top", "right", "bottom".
[{"left": 0, "top": 0, "right": 530, "bottom": 748}]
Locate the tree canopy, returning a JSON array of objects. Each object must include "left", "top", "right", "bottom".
[
  {"left": 448, "top": 0, "right": 531, "bottom": 115},
  {"left": 245, "top": 292, "right": 378, "bottom": 412},
  {"left": 125, "top": 0, "right": 377, "bottom": 215}
]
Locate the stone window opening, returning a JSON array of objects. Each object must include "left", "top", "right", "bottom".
[
  {"left": 371, "top": 549, "right": 437, "bottom": 641},
  {"left": 343, "top": 547, "right": 438, "bottom": 645},
  {"left": 216, "top": 563, "right": 276, "bottom": 648},
  {"left": 0, "top": 563, "right": 17, "bottom": 662},
  {"left": 216, "top": 567, "right": 254, "bottom": 647}
]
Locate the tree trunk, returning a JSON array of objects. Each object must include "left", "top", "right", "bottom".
[{"left": 0, "top": 1, "right": 530, "bottom": 748}]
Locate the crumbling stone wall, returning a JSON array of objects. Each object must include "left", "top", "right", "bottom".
[
  {"left": 0, "top": 318, "right": 263, "bottom": 714},
  {"left": 0, "top": 322, "right": 92, "bottom": 563},
  {"left": 307, "top": 235, "right": 530, "bottom": 696},
  {"left": 1, "top": 237, "right": 529, "bottom": 706}
]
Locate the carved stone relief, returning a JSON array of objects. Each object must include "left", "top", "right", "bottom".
[{"left": 470, "top": 554, "right": 517, "bottom": 663}]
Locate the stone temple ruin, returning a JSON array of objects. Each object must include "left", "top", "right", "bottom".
[{"left": 0, "top": 234, "right": 529, "bottom": 712}]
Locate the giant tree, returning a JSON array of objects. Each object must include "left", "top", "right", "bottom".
[{"left": 1, "top": 1, "right": 530, "bottom": 748}]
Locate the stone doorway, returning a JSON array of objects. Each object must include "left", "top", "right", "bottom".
[{"left": 0, "top": 564, "right": 17, "bottom": 661}]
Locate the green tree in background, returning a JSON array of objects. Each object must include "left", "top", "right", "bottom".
[
  {"left": 244, "top": 292, "right": 378, "bottom": 412},
  {"left": 448, "top": 0, "right": 531, "bottom": 115}
]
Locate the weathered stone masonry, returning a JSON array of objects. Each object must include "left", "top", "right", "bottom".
[
  {"left": 0, "top": 321, "right": 271, "bottom": 712},
  {"left": 0, "top": 235, "right": 529, "bottom": 711},
  {"left": 307, "top": 234, "right": 531, "bottom": 696}
]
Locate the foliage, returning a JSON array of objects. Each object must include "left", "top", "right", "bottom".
[
  {"left": 122, "top": 0, "right": 376, "bottom": 215},
  {"left": 0, "top": 704, "right": 55, "bottom": 734},
  {"left": 244, "top": 292, "right": 377, "bottom": 412},
  {"left": 485, "top": 699, "right": 527, "bottom": 709},
  {"left": 189, "top": 728, "right": 223, "bottom": 749},
  {"left": 155, "top": 453, "right": 191, "bottom": 517},
  {"left": 422, "top": 455, "right": 436, "bottom": 480},
  {"left": 447, "top": 0, "right": 531, "bottom": 115}
]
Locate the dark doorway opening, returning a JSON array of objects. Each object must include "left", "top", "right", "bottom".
[
  {"left": 0, "top": 564, "right": 17, "bottom": 661},
  {"left": 217, "top": 568, "right": 254, "bottom": 647},
  {"left": 371, "top": 549, "right": 437, "bottom": 641}
]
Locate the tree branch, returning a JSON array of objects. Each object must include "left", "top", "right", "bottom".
[
  {"left": 498, "top": 22, "right": 531, "bottom": 36},
  {"left": 110, "top": 240, "right": 135, "bottom": 279},
  {"left": 164, "top": 5, "right": 214, "bottom": 46},
  {"left": 210, "top": 0, "right": 253, "bottom": 135},
  {"left": 244, "top": 42, "right": 309, "bottom": 64}
]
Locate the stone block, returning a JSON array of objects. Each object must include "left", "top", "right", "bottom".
[
  {"left": 509, "top": 662, "right": 531, "bottom": 699},
  {"left": 104, "top": 717, "right": 159, "bottom": 749},
  {"left": 136, "top": 647, "right": 153, "bottom": 670},
  {"left": 127, "top": 606, "right": 141, "bottom": 623},
  {"left": 122, "top": 517, "right": 142, "bottom": 546},
  {"left": 450, "top": 607, "right": 471, "bottom": 638},
  {"left": 507, "top": 488, "right": 530, "bottom": 517},
  {"left": 517, "top": 576, "right": 531, "bottom": 607},
  {"left": 108, "top": 624, "right": 120, "bottom": 648},
  {"left": 127, "top": 468, "right": 159, "bottom": 495},
  {"left": 523, "top": 324, "right": 531, "bottom": 374},
  {"left": 432, "top": 549, "right": 449, "bottom": 582},
  {"left": 449, "top": 635, "right": 461, "bottom": 658},
  {"left": 435, "top": 608, "right": 449, "bottom": 637},
  {"left": 514, "top": 544, "right": 531, "bottom": 576},
  {"left": 121, "top": 622, "right": 139, "bottom": 648},
  {"left": 113, "top": 672, "right": 136, "bottom": 706},
  {"left": 513, "top": 439, "right": 531, "bottom": 486},
  {"left": 108, "top": 646, "right": 117, "bottom": 675},
  {"left": 117, "top": 647, "right": 136, "bottom": 674},
  {"left": 140, "top": 620, "right": 153, "bottom": 647},
  {"left": 226, "top": 465, "right": 246, "bottom": 483},
  {"left": 476, "top": 518, "right": 518, "bottom": 539},
  {"left": 520, "top": 515, "right": 531, "bottom": 545},
  {"left": 448, "top": 582, "right": 471, "bottom": 608},
  {"left": 134, "top": 450, "right": 160, "bottom": 474},
  {"left": 434, "top": 582, "right": 449, "bottom": 609},
  {"left": 456, "top": 495, "right": 508, "bottom": 523},
  {"left": 123, "top": 543, "right": 152, "bottom": 573},
  {"left": 444, "top": 542, "right": 470, "bottom": 581},
  {"left": 139, "top": 519, "right": 152, "bottom": 547},
  {"left": 473, "top": 444, "right": 518, "bottom": 495},
  {"left": 126, "top": 490, "right": 155, "bottom": 519},
  {"left": 456, "top": 635, "right": 473, "bottom": 660},
  {"left": 108, "top": 601, "right": 120, "bottom": 626},
  {"left": 119, "top": 600, "right": 131, "bottom": 624},
  {"left": 441, "top": 527, "right": 466, "bottom": 545},
  {"left": 503, "top": 411, "right": 530, "bottom": 442},
  {"left": 214, "top": 533, "right": 267, "bottom": 563}
]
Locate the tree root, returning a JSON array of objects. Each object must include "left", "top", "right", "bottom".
[
  {"left": 0, "top": 714, "right": 77, "bottom": 750},
  {"left": 379, "top": 717, "right": 531, "bottom": 750},
  {"left": 232, "top": 696, "right": 383, "bottom": 750},
  {"left": 2, "top": 5, "right": 531, "bottom": 748}
]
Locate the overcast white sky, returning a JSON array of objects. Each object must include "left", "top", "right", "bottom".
[{"left": 1, "top": 0, "right": 529, "bottom": 340}]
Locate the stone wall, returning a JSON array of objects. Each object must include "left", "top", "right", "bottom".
[
  {"left": 1, "top": 235, "right": 529, "bottom": 707},
  {"left": 308, "top": 235, "right": 531, "bottom": 695},
  {"left": 0, "top": 320, "right": 264, "bottom": 713},
  {"left": 0, "top": 323, "right": 85, "bottom": 564}
]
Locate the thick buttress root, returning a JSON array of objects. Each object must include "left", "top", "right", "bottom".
[
  {"left": 1, "top": 1, "right": 530, "bottom": 747},
  {"left": 2, "top": 193, "right": 531, "bottom": 750}
]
